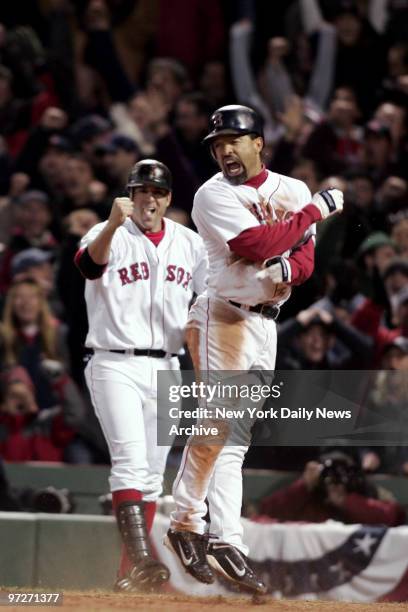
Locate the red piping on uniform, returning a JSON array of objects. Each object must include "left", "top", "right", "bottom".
[{"left": 244, "top": 165, "right": 268, "bottom": 189}]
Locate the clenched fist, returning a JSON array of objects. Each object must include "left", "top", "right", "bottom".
[
  {"left": 312, "top": 188, "right": 343, "bottom": 219},
  {"left": 108, "top": 197, "right": 134, "bottom": 229}
]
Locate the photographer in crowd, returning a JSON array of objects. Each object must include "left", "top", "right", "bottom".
[{"left": 253, "top": 452, "right": 406, "bottom": 527}]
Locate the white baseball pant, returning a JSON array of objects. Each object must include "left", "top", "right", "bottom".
[
  {"left": 85, "top": 350, "right": 180, "bottom": 502},
  {"left": 170, "top": 296, "right": 277, "bottom": 554}
]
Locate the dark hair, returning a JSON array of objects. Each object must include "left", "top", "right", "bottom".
[
  {"left": 178, "top": 91, "right": 213, "bottom": 117},
  {"left": 383, "top": 257, "right": 408, "bottom": 281},
  {"left": 147, "top": 58, "right": 188, "bottom": 86}
]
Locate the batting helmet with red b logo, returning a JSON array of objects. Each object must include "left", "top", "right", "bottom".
[
  {"left": 202, "top": 105, "right": 264, "bottom": 145},
  {"left": 127, "top": 159, "right": 172, "bottom": 194}
]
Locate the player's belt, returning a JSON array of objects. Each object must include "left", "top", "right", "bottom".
[
  {"left": 89, "top": 348, "right": 177, "bottom": 358},
  {"left": 109, "top": 349, "right": 177, "bottom": 358},
  {"left": 228, "top": 300, "right": 280, "bottom": 320}
]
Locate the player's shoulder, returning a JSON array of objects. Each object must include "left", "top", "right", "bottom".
[
  {"left": 87, "top": 219, "right": 108, "bottom": 234},
  {"left": 269, "top": 171, "right": 312, "bottom": 205},
  {"left": 194, "top": 172, "right": 232, "bottom": 203},
  {"left": 81, "top": 220, "right": 108, "bottom": 244},
  {"left": 271, "top": 171, "right": 309, "bottom": 194}
]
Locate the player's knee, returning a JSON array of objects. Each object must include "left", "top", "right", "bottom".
[{"left": 143, "top": 472, "right": 164, "bottom": 502}]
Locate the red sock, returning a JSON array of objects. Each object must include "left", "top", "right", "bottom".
[
  {"left": 112, "top": 488, "right": 142, "bottom": 513},
  {"left": 112, "top": 489, "right": 143, "bottom": 578},
  {"left": 144, "top": 501, "right": 157, "bottom": 533}
]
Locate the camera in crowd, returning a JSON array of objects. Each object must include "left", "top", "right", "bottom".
[
  {"left": 314, "top": 452, "right": 375, "bottom": 501},
  {"left": 1, "top": 482, "right": 75, "bottom": 514},
  {"left": 28, "top": 487, "right": 75, "bottom": 514}
]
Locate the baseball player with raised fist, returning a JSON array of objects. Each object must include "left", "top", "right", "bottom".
[
  {"left": 74, "top": 159, "right": 207, "bottom": 592},
  {"left": 165, "top": 105, "right": 344, "bottom": 594}
]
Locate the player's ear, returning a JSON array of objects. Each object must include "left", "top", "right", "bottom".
[
  {"left": 166, "top": 192, "right": 172, "bottom": 208},
  {"left": 254, "top": 136, "right": 264, "bottom": 153}
]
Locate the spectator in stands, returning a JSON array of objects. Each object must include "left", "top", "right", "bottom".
[
  {"left": 198, "top": 60, "right": 230, "bottom": 109},
  {"left": 70, "top": 115, "right": 112, "bottom": 164},
  {"left": 392, "top": 219, "right": 408, "bottom": 259},
  {"left": 374, "top": 102, "right": 407, "bottom": 163},
  {"left": 0, "top": 358, "right": 85, "bottom": 463},
  {"left": 1, "top": 279, "right": 69, "bottom": 408},
  {"left": 96, "top": 134, "right": 140, "bottom": 199},
  {"left": 60, "top": 154, "right": 109, "bottom": 219},
  {"left": 0, "top": 172, "right": 30, "bottom": 247},
  {"left": 383, "top": 258, "right": 408, "bottom": 298},
  {"left": 313, "top": 258, "right": 363, "bottom": 319},
  {"left": 255, "top": 452, "right": 406, "bottom": 526},
  {"left": 376, "top": 176, "right": 408, "bottom": 229},
  {"left": 277, "top": 306, "right": 372, "bottom": 370},
  {"left": 0, "top": 190, "right": 58, "bottom": 292},
  {"left": 9, "top": 248, "right": 60, "bottom": 315},
  {"left": 360, "top": 336, "right": 408, "bottom": 476},
  {"left": 173, "top": 92, "right": 215, "bottom": 183},
  {"left": 145, "top": 57, "right": 190, "bottom": 109},
  {"left": 15, "top": 106, "right": 69, "bottom": 190},
  {"left": 362, "top": 120, "right": 401, "bottom": 185},
  {"left": 315, "top": 172, "right": 385, "bottom": 273},
  {"left": 351, "top": 261, "right": 408, "bottom": 363},
  {"left": 302, "top": 87, "right": 363, "bottom": 176},
  {"left": 355, "top": 231, "right": 397, "bottom": 298}
]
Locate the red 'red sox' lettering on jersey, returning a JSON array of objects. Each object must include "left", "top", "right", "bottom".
[
  {"left": 118, "top": 261, "right": 149, "bottom": 285},
  {"left": 165, "top": 265, "right": 192, "bottom": 290},
  {"left": 118, "top": 262, "right": 192, "bottom": 290},
  {"left": 79, "top": 218, "right": 208, "bottom": 352}
]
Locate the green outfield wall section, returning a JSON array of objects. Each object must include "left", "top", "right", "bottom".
[
  {"left": 0, "top": 513, "right": 37, "bottom": 586},
  {"left": 0, "top": 512, "right": 120, "bottom": 589},
  {"left": 36, "top": 514, "right": 120, "bottom": 589}
]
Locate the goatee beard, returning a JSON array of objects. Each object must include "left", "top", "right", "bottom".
[{"left": 225, "top": 169, "right": 248, "bottom": 186}]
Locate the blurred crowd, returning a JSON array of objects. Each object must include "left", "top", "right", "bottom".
[{"left": 0, "top": 0, "right": 408, "bottom": 488}]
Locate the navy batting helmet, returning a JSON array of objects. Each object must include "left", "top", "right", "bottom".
[
  {"left": 127, "top": 159, "right": 172, "bottom": 193},
  {"left": 203, "top": 105, "right": 264, "bottom": 145}
]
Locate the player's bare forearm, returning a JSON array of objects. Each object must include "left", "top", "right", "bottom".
[{"left": 88, "top": 223, "right": 118, "bottom": 265}]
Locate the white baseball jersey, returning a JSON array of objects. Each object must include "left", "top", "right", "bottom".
[
  {"left": 80, "top": 217, "right": 208, "bottom": 353},
  {"left": 192, "top": 170, "right": 313, "bottom": 306}
]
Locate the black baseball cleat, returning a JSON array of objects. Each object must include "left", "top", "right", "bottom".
[
  {"left": 114, "top": 558, "right": 170, "bottom": 593},
  {"left": 164, "top": 529, "right": 215, "bottom": 584},
  {"left": 207, "top": 543, "right": 267, "bottom": 595}
]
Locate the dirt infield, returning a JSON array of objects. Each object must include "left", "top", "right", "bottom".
[{"left": 5, "top": 591, "right": 407, "bottom": 612}]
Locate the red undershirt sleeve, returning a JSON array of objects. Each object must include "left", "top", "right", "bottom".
[
  {"left": 227, "top": 203, "right": 321, "bottom": 261},
  {"left": 288, "top": 237, "right": 315, "bottom": 285}
]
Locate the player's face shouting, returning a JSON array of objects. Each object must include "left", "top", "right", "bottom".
[
  {"left": 131, "top": 185, "right": 171, "bottom": 232},
  {"left": 211, "top": 134, "right": 263, "bottom": 185}
]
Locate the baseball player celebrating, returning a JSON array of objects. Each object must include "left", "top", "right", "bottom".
[
  {"left": 74, "top": 160, "right": 207, "bottom": 592},
  {"left": 165, "top": 105, "right": 344, "bottom": 594}
]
